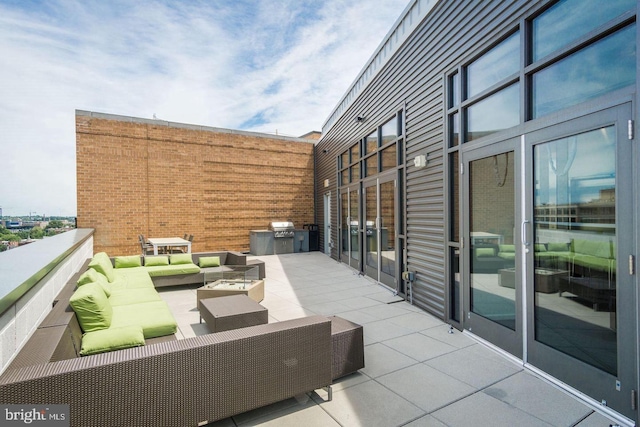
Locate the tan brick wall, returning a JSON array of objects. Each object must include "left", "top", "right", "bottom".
[{"left": 77, "top": 113, "right": 315, "bottom": 255}]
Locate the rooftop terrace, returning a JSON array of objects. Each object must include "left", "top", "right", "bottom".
[{"left": 157, "top": 251, "right": 618, "bottom": 426}]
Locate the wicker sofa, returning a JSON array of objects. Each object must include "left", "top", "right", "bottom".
[
  {"left": 0, "top": 256, "right": 363, "bottom": 426},
  {"left": 0, "top": 263, "right": 337, "bottom": 426},
  {"left": 111, "top": 251, "right": 266, "bottom": 287}
]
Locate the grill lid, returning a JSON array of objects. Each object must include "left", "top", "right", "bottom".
[{"left": 269, "top": 221, "right": 295, "bottom": 238}]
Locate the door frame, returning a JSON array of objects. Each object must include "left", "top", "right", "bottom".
[
  {"left": 461, "top": 137, "right": 523, "bottom": 358},
  {"left": 523, "top": 103, "right": 637, "bottom": 421},
  {"left": 324, "top": 192, "right": 332, "bottom": 255},
  {"left": 363, "top": 172, "right": 399, "bottom": 291},
  {"left": 339, "top": 184, "right": 361, "bottom": 270}
]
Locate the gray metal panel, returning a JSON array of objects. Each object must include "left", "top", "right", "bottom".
[{"left": 316, "top": 0, "right": 540, "bottom": 320}]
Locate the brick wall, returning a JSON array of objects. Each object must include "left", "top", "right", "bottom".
[{"left": 76, "top": 111, "right": 316, "bottom": 255}]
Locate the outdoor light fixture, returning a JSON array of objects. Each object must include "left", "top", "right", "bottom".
[{"left": 414, "top": 154, "right": 428, "bottom": 169}]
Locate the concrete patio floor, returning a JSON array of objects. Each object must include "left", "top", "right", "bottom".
[{"left": 158, "top": 252, "right": 619, "bottom": 427}]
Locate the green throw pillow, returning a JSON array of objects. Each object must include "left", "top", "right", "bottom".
[
  {"left": 199, "top": 256, "right": 220, "bottom": 268},
  {"left": 499, "top": 244, "right": 515, "bottom": 253},
  {"left": 76, "top": 269, "right": 112, "bottom": 297},
  {"left": 145, "top": 256, "right": 169, "bottom": 266},
  {"left": 88, "top": 252, "right": 116, "bottom": 283},
  {"left": 114, "top": 255, "right": 142, "bottom": 269},
  {"left": 70, "top": 283, "right": 113, "bottom": 332},
  {"left": 534, "top": 243, "right": 547, "bottom": 252},
  {"left": 547, "top": 242, "right": 568, "bottom": 252},
  {"left": 170, "top": 253, "right": 193, "bottom": 265},
  {"left": 80, "top": 326, "right": 145, "bottom": 356},
  {"left": 475, "top": 247, "right": 495, "bottom": 257}
]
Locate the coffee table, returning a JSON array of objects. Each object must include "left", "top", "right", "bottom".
[
  {"left": 198, "top": 294, "right": 268, "bottom": 333},
  {"left": 198, "top": 266, "right": 264, "bottom": 303},
  {"left": 499, "top": 268, "right": 568, "bottom": 293}
]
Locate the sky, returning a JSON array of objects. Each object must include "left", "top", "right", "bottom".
[{"left": 0, "top": 0, "right": 409, "bottom": 217}]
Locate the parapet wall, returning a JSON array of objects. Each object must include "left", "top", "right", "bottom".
[{"left": 76, "top": 111, "right": 315, "bottom": 255}]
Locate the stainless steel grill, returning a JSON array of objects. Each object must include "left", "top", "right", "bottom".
[{"left": 269, "top": 221, "right": 295, "bottom": 238}]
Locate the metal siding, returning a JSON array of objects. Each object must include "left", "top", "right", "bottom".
[{"left": 317, "top": 0, "right": 540, "bottom": 319}]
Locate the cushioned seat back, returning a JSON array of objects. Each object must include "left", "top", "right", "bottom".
[{"left": 572, "top": 239, "right": 612, "bottom": 259}]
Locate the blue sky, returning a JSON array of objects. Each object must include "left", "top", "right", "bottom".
[{"left": 0, "top": 0, "right": 408, "bottom": 216}]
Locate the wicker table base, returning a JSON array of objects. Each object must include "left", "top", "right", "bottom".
[{"left": 199, "top": 295, "right": 268, "bottom": 332}]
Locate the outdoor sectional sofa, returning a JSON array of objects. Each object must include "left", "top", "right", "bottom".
[{"left": 0, "top": 252, "right": 363, "bottom": 426}]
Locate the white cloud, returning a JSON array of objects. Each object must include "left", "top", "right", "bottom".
[{"left": 0, "top": 0, "right": 408, "bottom": 216}]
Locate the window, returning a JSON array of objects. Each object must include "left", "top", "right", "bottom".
[
  {"left": 532, "top": 0, "right": 635, "bottom": 61},
  {"left": 339, "top": 111, "right": 404, "bottom": 187},
  {"left": 533, "top": 24, "right": 635, "bottom": 118},
  {"left": 467, "top": 32, "right": 520, "bottom": 98},
  {"left": 467, "top": 84, "right": 519, "bottom": 141}
]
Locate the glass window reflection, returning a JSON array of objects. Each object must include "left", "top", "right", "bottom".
[
  {"left": 533, "top": 0, "right": 635, "bottom": 61},
  {"left": 533, "top": 25, "right": 635, "bottom": 119},
  {"left": 381, "top": 119, "right": 397, "bottom": 145},
  {"left": 366, "top": 130, "right": 378, "bottom": 154},
  {"left": 467, "top": 32, "right": 520, "bottom": 98},
  {"left": 533, "top": 126, "right": 617, "bottom": 375},
  {"left": 467, "top": 84, "right": 519, "bottom": 141},
  {"left": 381, "top": 144, "right": 396, "bottom": 172}
]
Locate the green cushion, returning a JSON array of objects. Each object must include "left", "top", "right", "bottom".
[
  {"left": 170, "top": 253, "right": 193, "bottom": 265},
  {"left": 145, "top": 264, "right": 201, "bottom": 276},
  {"left": 114, "top": 255, "right": 142, "bottom": 269},
  {"left": 80, "top": 326, "right": 145, "bottom": 356},
  {"left": 77, "top": 269, "right": 112, "bottom": 297},
  {"left": 573, "top": 239, "right": 612, "bottom": 259},
  {"left": 108, "top": 288, "right": 161, "bottom": 306},
  {"left": 534, "top": 244, "right": 547, "bottom": 252},
  {"left": 111, "top": 301, "right": 178, "bottom": 339},
  {"left": 199, "top": 256, "right": 220, "bottom": 268},
  {"left": 547, "top": 242, "right": 569, "bottom": 252},
  {"left": 475, "top": 247, "right": 495, "bottom": 257},
  {"left": 145, "top": 256, "right": 169, "bottom": 266},
  {"left": 88, "top": 252, "right": 116, "bottom": 283},
  {"left": 499, "top": 244, "right": 515, "bottom": 253},
  {"left": 70, "top": 283, "right": 113, "bottom": 332}
]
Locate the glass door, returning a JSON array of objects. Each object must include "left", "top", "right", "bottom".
[
  {"left": 340, "top": 185, "right": 361, "bottom": 270},
  {"left": 525, "top": 104, "right": 637, "bottom": 420},
  {"left": 363, "top": 175, "right": 398, "bottom": 289},
  {"left": 462, "top": 139, "right": 522, "bottom": 357}
]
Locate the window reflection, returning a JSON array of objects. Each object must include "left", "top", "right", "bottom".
[
  {"left": 365, "top": 154, "right": 377, "bottom": 177},
  {"left": 469, "top": 152, "right": 516, "bottom": 330},
  {"left": 381, "top": 144, "right": 396, "bottom": 172},
  {"left": 450, "top": 113, "right": 459, "bottom": 147},
  {"left": 533, "top": 126, "right": 617, "bottom": 375},
  {"left": 533, "top": 24, "right": 635, "bottom": 118},
  {"left": 467, "top": 32, "right": 519, "bottom": 98},
  {"left": 533, "top": 0, "right": 635, "bottom": 61},
  {"left": 366, "top": 130, "right": 378, "bottom": 154},
  {"left": 381, "top": 119, "right": 397, "bottom": 145},
  {"left": 467, "top": 84, "right": 519, "bottom": 141}
]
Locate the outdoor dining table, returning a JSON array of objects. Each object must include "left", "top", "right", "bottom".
[{"left": 147, "top": 237, "right": 191, "bottom": 255}]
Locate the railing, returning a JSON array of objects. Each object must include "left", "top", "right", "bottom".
[{"left": 0, "top": 229, "right": 94, "bottom": 373}]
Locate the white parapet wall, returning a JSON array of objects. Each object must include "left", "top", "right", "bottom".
[{"left": 0, "top": 229, "right": 94, "bottom": 374}]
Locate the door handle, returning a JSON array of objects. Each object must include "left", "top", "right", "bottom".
[{"left": 521, "top": 220, "right": 531, "bottom": 252}]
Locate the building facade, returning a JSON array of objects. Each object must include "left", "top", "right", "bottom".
[
  {"left": 76, "top": 110, "right": 316, "bottom": 255},
  {"left": 316, "top": 0, "right": 639, "bottom": 424}
]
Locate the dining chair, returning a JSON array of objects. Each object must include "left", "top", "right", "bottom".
[{"left": 138, "top": 235, "right": 154, "bottom": 256}]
